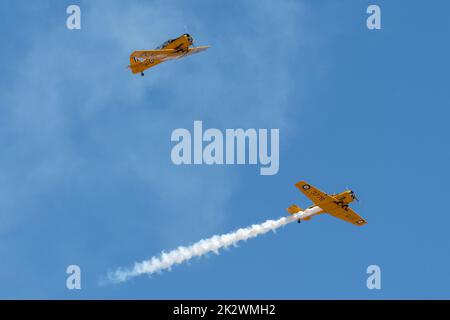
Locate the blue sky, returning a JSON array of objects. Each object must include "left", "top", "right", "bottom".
[{"left": 0, "top": 0, "right": 449, "bottom": 299}]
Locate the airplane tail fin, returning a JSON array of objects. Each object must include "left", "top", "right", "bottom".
[
  {"left": 128, "top": 55, "right": 161, "bottom": 74},
  {"left": 128, "top": 56, "right": 142, "bottom": 74},
  {"left": 287, "top": 204, "right": 302, "bottom": 214}
]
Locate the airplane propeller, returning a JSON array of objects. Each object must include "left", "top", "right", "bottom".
[
  {"left": 344, "top": 186, "right": 359, "bottom": 202},
  {"left": 350, "top": 190, "right": 359, "bottom": 202},
  {"left": 183, "top": 26, "right": 195, "bottom": 47}
]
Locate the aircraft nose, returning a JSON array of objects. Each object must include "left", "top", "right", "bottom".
[{"left": 350, "top": 191, "right": 359, "bottom": 202}]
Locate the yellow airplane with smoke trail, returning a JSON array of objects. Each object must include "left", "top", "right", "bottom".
[
  {"left": 287, "top": 181, "right": 367, "bottom": 226},
  {"left": 106, "top": 180, "right": 367, "bottom": 283}
]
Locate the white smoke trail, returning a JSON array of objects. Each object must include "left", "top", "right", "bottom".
[{"left": 104, "top": 206, "right": 322, "bottom": 284}]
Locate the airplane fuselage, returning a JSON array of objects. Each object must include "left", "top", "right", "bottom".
[
  {"left": 294, "top": 206, "right": 323, "bottom": 221},
  {"left": 305, "top": 190, "right": 355, "bottom": 215},
  {"left": 159, "top": 34, "right": 193, "bottom": 52}
]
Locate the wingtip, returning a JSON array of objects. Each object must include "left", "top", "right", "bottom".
[
  {"left": 295, "top": 181, "right": 308, "bottom": 188},
  {"left": 356, "top": 219, "right": 368, "bottom": 226}
]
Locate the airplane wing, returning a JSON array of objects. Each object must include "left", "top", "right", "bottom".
[
  {"left": 130, "top": 49, "right": 177, "bottom": 60},
  {"left": 295, "top": 181, "right": 331, "bottom": 206},
  {"left": 184, "top": 46, "right": 210, "bottom": 57},
  {"left": 328, "top": 206, "right": 367, "bottom": 226}
]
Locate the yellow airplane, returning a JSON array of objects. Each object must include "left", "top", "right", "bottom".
[
  {"left": 287, "top": 181, "right": 367, "bottom": 226},
  {"left": 128, "top": 33, "right": 210, "bottom": 76}
]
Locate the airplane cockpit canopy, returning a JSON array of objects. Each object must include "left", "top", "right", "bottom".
[
  {"left": 155, "top": 34, "right": 192, "bottom": 49},
  {"left": 155, "top": 38, "right": 175, "bottom": 49}
]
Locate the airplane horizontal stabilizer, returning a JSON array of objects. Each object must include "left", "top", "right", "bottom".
[{"left": 287, "top": 204, "right": 302, "bottom": 214}]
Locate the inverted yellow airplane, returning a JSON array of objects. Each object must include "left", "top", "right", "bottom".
[
  {"left": 128, "top": 33, "right": 210, "bottom": 76},
  {"left": 287, "top": 181, "right": 367, "bottom": 226}
]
